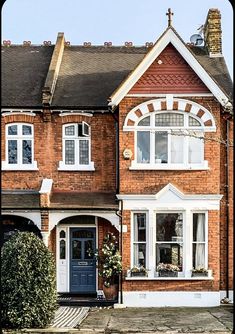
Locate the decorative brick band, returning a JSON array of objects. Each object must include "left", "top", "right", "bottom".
[{"left": 124, "top": 98, "right": 215, "bottom": 129}]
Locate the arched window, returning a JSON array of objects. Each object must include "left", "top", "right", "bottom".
[
  {"left": 58, "top": 122, "right": 94, "bottom": 170},
  {"left": 3, "top": 123, "right": 37, "bottom": 170},
  {"left": 131, "top": 111, "right": 207, "bottom": 170}
]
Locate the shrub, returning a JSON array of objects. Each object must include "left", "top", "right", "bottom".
[{"left": 1, "top": 232, "right": 58, "bottom": 329}]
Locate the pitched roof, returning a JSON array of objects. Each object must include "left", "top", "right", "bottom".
[
  {"left": 1, "top": 190, "right": 40, "bottom": 209},
  {"left": 1, "top": 46, "right": 54, "bottom": 107},
  {"left": 1, "top": 40, "right": 232, "bottom": 108}
]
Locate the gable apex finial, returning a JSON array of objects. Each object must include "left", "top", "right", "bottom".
[{"left": 166, "top": 8, "right": 174, "bottom": 27}]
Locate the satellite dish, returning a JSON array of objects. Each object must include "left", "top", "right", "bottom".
[{"left": 190, "top": 34, "right": 203, "bottom": 46}]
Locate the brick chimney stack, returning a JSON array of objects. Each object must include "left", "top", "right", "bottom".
[{"left": 203, "top": 8, "right": 222, "bottom": 57}]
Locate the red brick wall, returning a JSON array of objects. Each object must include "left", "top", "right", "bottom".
[{"left": 1, "top": 111, "right": 116, "bottom": 192}]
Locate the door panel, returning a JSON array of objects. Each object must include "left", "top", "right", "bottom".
[{"left": 70, "top": 228, "right": 96, "bottom": 293}]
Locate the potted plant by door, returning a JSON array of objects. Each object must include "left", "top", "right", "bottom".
[
  {"left": 95, "top": 232, "right": 122, "bottom": 300},
  {"left": 191, "top": 267, "right": 209, "bottom": 277},
  {"left": 156, "top": 263, "right": 180, "bottom": 277}
]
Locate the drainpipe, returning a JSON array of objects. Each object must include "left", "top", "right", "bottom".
[
  {"left": 115, "top": 202, "right": 123, "bottom": 304},
  {"left": 225, "top": 116, "right": 231, "bottom": 299}
]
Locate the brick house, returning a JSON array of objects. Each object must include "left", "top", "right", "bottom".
[{"left": 1, "top": 8, "right": 233, "bottom": 306}]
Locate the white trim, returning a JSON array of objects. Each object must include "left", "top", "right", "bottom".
[
  {"left": 1, "top": 211, "right": 41, "bottom": 229},
  {"left": 122, "top": 291, "right": 220, "bottom": 307},
  {"left": 39, "top": 178, "right": 53, "bottom": 194},
  {"left": 58, "top": 161, "right": 95, "bottom": 171},
  {"left": 59, "top": 112, "right": 93, "bottom": 117},
  {"left": 2, "top": 160, "right": 38, "bottom": 170},
  {"left": 2, "top": 112, "right": 36, "bottom": 117},
  {"left": 129, "top": 162, "right": 209, "bottom": 170},
  {"left": 109, "top": 28, "right": 230, "bottom": 107},
  {"left": 126, "top": 93, "right": 214, "bottom": 97}
]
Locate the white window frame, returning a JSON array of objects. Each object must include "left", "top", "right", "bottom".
[
  {"left": 58, "top": 122, "right": 95, "bottom": 171},
  {"left": 130, "top": 111, "right": 209, "bottom": 170},
  {"left": 155, "top": 211, "right": 184, "bottom": 273},
  {"left": 191, "top": 211, "right": 208, "bottom": 270},
  {"left": 131, "top": 211, "right": 149, "bottom": 269},
  {"left": 2, "top": 123, "right": 38, "bottom": 170}
]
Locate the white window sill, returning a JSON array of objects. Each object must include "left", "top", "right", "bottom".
[
  {"left": 125, "top": 276, "right": 214, "bottom": 281},
  {"left": 129, "top": 161, "right": 209, "bottom": 170},
  {"left": 2, "top": 161, "right": 38, "bottom": 171},
  {"left": 58, "top": 161, "right": 95, "bottom": 171}
]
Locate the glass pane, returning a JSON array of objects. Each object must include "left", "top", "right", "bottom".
[
  {"left": 60, "top": 230, "right": 66, "bottom": 238},
  {"left": 188, "top": 134, "right": 202, "bottom": 163},
  {"left": 65, "top": 140, "right": 75, "bottom": 164},
  {"left": 8, "top": 125, "right": 17, "bottom": 135},
  {"left": 155, "top": 113, "right": 184, "bottom": 126},
  {"left": 138, "top": 116, "right": 150, "bottom": 126},
  {"left": 156, "top": 213, "right": 183, "bottom": 242},
  {"left": 84, "top": 240, "right": 93, "bottom": 259},
  {"left": 65, "top": 125, "right": 75, "bottom": 136},
  {"left": 193, "top": 243, "right": 205, "bottom": 268},
  {"left": 189, "top": 116, "right": 201, "bottom": 127},
  {"left": 155, "top": 131, "right": 168, "bottom": 163},
  {"left": 22, "top": 125, "right": 32, "bottom": 135},
  {"left": 22, "top": 140, "right": 32, "bottom": 164},
  {"left": 156, "top": 243, "right": 183, "bottom": 268},
  {"left": 60, "top": 240, "right": 66, "bottom": 259},
  {"left": 72, "top": 230, "right": 93, "bottom": 238},
  {"left": 72, "top": 240, "right": 81, "bottom": 259},
  {"left": 79, "top": 140, "right": 89, "bottom": 165},
  {"left": 171, "top": 134, "right": 184, "bottom": 163},
  {"left": 134, "top": 213, "right": 146, "bottom": 241},
  {"left": 137, "top": 131, "right": 150, "bottom": 163},
  {"left": 133, "top": 243, "right": 146, "bottom": 267},
  {"left": 193, "top": 213, "right": 205, "bottom": 242},
  {"left": 8, "top": 140, "right": 17, "bottom": 164}
]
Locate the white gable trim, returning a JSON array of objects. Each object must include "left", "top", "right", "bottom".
[{"left": 108, "top": 28, "right": 230, "bottom": 108}]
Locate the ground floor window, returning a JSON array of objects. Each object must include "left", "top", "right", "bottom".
[{"left": 131, "top": 211, "right": 207, "bottom": 277}]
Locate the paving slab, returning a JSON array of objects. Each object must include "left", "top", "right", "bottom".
[{"left": 78, "top": 306, "right": 233, "bottom": 333}]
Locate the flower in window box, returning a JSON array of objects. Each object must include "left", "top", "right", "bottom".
[
  {"left": 130, "top": 266, "right": 148, "bottom": 277},
  {"left": 156, "top": 263, "right": 180, "bottom": 277},
  {"left": 191, "top": 267, "right": 209, "bottom": 277}
]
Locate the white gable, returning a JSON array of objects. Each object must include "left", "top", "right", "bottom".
[{"left": 109, "top": 28, "right": 230, "bottom": 108}]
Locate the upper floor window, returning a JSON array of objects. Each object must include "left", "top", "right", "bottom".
[
  {"left": 58, "top": 122, "right": 95, "bottom": 171},
  {"left": 2, "top": 123, "right": 38, "bottom": 170},
  {"left": 131, "top": 112, "right": 207, "bottom": 170}
]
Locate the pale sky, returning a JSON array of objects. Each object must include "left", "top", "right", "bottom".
[{"left": 1, "top": 0, "right": 233, "bottom": 78}]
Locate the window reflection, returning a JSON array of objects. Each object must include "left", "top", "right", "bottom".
[{"left": 72, "top": 240, "right": 81, "bottom": 259}]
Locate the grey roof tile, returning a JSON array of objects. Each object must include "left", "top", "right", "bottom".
[{"left": 1, "top": 46, "right": 54, "bottom": 107}]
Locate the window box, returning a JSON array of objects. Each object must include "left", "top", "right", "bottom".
[
  {"left": 158, "top": 271, "right": 178, "bottom": 277},
  {"left": 131, "top": 271, "right": 148, "bottom": 277},
  {"left": 191, "top": 272, "right": 208, "bottom": 277}
]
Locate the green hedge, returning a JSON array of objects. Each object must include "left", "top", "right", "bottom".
[{"left": 1, "top": 232, "right": 58, "bottom": 329}]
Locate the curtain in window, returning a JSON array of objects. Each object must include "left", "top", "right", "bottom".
[
  {"left": 195, "top": 213, "right": 205, "bottom": 268},
  {"left": 171, "top": 134, "right": 184, "bottom": 163},
  {"left": 188, "top": 133, "right": 202, "bottom": 163}
]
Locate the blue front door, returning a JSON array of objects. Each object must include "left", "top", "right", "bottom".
[{"left": 70, "top": 228, "right": 96, "bottom": 293}]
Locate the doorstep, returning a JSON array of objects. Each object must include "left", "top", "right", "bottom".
[{"left": 58, "top": 293, "right": 117, "bottom": 307}]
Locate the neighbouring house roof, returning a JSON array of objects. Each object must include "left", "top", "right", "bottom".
[
  {"left": 49, "top": 191, "right": 118, "bottom": 210},
  {"left": 1, "top": 46, "right": 54, "bottom": 107},
  {"left": 1, "top": 36, "right": 232, "bottom": 108},
  {"left": 1, "top": 190, "right": 41, "bottom": 209}
]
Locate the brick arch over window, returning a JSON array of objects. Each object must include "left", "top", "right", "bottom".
[{"left": 123, "top": 98, "right": 216, "bottom": 130}]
